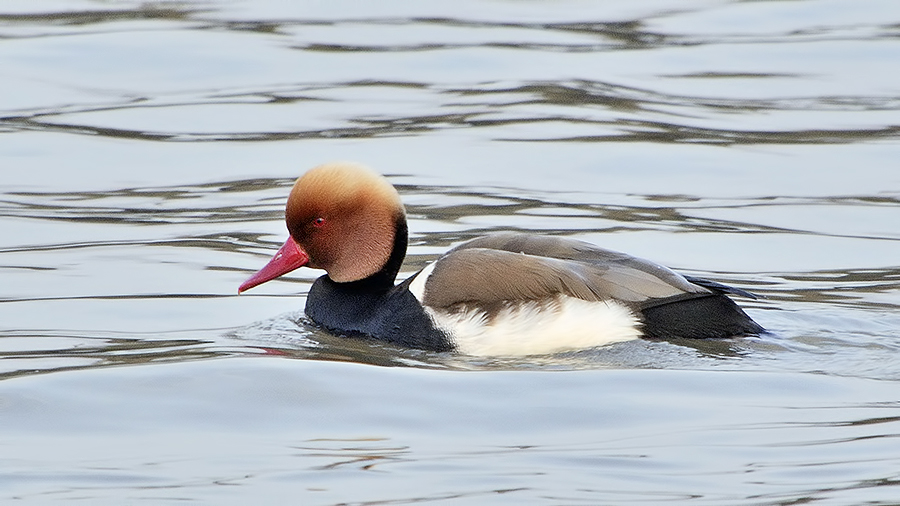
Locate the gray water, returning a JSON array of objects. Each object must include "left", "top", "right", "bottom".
[{"left": 2, "top": 0, "right": 899, "bottom": 504}]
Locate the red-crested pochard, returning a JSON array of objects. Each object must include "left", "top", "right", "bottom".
[{"left": 239, "top": 162, "right": 763, "bottom": 356}]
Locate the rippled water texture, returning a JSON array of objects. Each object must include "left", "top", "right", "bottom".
[{"left": 2, "top": 1, "right": 899, "bottom": 504}]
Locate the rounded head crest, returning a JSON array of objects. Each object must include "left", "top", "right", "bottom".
[{"left": 285, "top": 162, "right": 405, "bottom": 283}]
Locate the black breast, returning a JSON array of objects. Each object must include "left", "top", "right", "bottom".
[{"left": 305, "top": 275, "right": 453, "bottom": 352}]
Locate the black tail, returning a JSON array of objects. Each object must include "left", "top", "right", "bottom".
[{"left": 640, "top": 294, "right": 764, "bottom": 339}]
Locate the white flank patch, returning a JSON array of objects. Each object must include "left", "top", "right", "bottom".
[
  {"left": 425, "top": 296, "right": 642, "bottom": 357},
  {"left": 407, "top": 261, "right": 436, "bottom": 303}
]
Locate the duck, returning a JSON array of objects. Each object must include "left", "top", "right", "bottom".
[{"left": 239, "top": 161, "right": 764, "bottom": 356}]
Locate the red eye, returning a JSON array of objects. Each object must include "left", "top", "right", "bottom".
[{"left": 312, "top": 217, "right": 326, "bottom": 228}]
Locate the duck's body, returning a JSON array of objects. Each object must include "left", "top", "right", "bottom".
[{"left": 239, "top": 162, "right": 763, "bottom": 356}]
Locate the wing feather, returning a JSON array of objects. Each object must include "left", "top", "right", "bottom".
[{"left": 421, "top": 233, "right": 711, "bottom": 310}]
